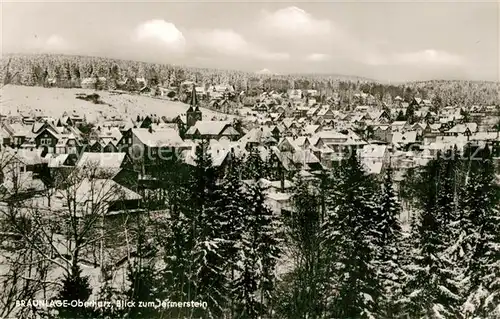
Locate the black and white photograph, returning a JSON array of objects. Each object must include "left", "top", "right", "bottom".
[{"left": 0, "top": 1, "right": 499, "bottom": 318}]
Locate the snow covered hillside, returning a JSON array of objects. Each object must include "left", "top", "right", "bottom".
[{"left": 0, "top": 85, "right": 237, "bottom": 123}]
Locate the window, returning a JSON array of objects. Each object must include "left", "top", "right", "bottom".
[{"left": 40, "top": 138, "right": 52, "bottom": 145}]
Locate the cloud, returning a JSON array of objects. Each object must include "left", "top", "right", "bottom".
[
  {"left": 44, "top": 35, "right": 67, "bottom": 51},
  {"left": 134, "top": 19, "right": 186, "bottom": 52},
  {"left": 364, "top": 49, "right": 464, "bottom": 66},
  {"left": 192, "top": 29, "right": 289, "bottom": 61},
  {"left": 26, "top": 34, "right": 71, "bottom": 53},
  {"left": 260, "top": 6, "right": 331, "bottom": 36},
  {"left": 306, "top": 53, "right": 330, "bottom": 61},
  {"left": 393, "top": 49, "right": 464, "bottom": 66}
]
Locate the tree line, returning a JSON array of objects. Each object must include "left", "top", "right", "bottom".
[{"left": 2, "top": 54, "right": 499, "bottom": 107}]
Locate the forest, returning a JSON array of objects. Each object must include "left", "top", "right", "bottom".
[
  {"left": 1, "top": 142, "right": 499, "bottom": 319},
  {"left": 1, "top": 54, "right": 499, "bottom": 106}
]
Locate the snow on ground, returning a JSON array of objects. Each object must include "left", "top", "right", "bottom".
[{"left": 0, "top": 85, "right": 237, "bottom": 123}]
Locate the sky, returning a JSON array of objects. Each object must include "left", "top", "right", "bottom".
[{"left": 1, "top": 1, "right": 499, "bottom": 82}]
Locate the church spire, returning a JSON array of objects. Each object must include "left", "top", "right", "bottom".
[{"left": 190, "top": 84, "right": 198, "bottom": 108}]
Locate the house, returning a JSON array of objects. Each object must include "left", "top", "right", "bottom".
[
  {"left": 0, "top": 149, "right": 47, "bottom": 195},
  {"left": 81, "top": 77, "right": 107, "bottom": 90},
  {"left": 275, "top": 105, "right": 286, "bottom": 114},
  {"left": 55, "top": 134, "right": 81, "bottom": 155},
  {"left": 445, "top": 123, "right": 478, "bottom": 137},
  {"left": 360, "top": 144, "right": 388, "bottom": 175},
  {"left": 373, "top": 125, "right": 392, "bottom": 142},
  {"left": 410, "top": 97, "right": 423, "bottom": 107},
  {"left": 0, "top": 126, "right": 11, "bottom": 146},
  {"left": 50, "top": 178, "right": 142, "bottom": 215},
  {"left": 369, "top": 110, "right": 391, "bottom": 123},
  {"left": 47, "top": 153, "right": 79, "bottom": 182},
  {"left": 139, "top": 85, "right": 153, "bottom": 95},
  {"left": 317, "top": 107, "right": 335, "bottom": 120},
  {"left": 307, "top": 107, "right": 319, "bottom": 118},
  {"left": 391, "top": 121, "right": 407, "bottom": 132},
  {"left": 117, "top": 77, "right": 140, "bottom": 91},
  {"left": 118, "top": 127, "right": 189, "bottom": 174},
  {"left": 239, "top": 126, "right": 279, "bottom": 150},
  {"left": 185, "top": 121, "right": 240, "bottom": 141},
  {"left": 288, "top": 89, "right": 303, "bottom": 100},
  {"left": 219, "top": 100, "right": 232, "bottom": 113},
  {"left": 76, "top": 152, "right": 138, "bottom": 189},
  {"left": 34, "top": 127, "right": 60, "bottom": 153},
  {"left": 391, "top": 131, "right": 418, "bottom": 150},
  {"left": 302, "top": 124, "right": 321, "bottom": 136},
  {"left": 89, "top": 140, "right": 105, "bottom": 153},
  {"left": 293, "top": 106, "right": 309, "bottom": 118}
]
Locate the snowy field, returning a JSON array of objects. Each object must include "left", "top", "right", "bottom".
[{"left": 0, "top": 85, "right": 237, "bottom": 123}]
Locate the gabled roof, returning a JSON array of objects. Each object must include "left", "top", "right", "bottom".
[
  {"left": 447, "top": 123, "right": 478, "bottom": 134},
  {"left": 317, "top": 107, "right": 333, "bottom": 116},
  {"left": 391, "top": 131, "right": 417, "bottom": 145},
  {"left": 360, "top": 144, "right": 387, "bottom": 159},
  {"left": 59, "top": 178, "right": 141, "bottom": 211},
  {"left": 48, "top": 154, "right": 70, "bottom": 168},
  {"left": 132, "top": 128, "right": 185, "bottom": 147},
  {"left": 99, "top": 127, "right": 123, "bottom": 141},
  {"left": 307, "top": 107, "right": 319, "bottom": 116},
  {"left": 186, "top": 121, "right": 234, "bottom": 137},
  {"left": 303, "top": 124, "right": 320, "bottom": 136},
  {"left": 6, "top": 148, "right": 45, "bottom": 166},
  {"left": 182, "top": 143, "right": 234, "bottom": 167},
  {"left": 77, "top": 152, "right": 127, "bottom": 169}
]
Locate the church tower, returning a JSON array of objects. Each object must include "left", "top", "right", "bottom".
[{"left": 186, "top": 84, "right": 202, "bottom": 127}]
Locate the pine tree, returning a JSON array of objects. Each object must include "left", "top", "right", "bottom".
[
  {"left": 189, "top": 139, "right": 228, "bottom": 318},
  {"left": 403, "top": 153, "right": 462, "bottom": 318},
  {"left": 125, "top": 222, "right": 158, "bottom": 319},
  {"left": 125, "top": 262, "right": 157, "bottom": 318},
  {"left": 373, "top": 165, "right": 405, "bottom": 317},
  {"left": 214, "top": 154, "right": 246, "bottom": 317},
  {"left": 157, "top": 160, "right": 195, "bottom": 318},
  {"left": 461, "top": 146, "right": 500, "bottom": 317},
  {"left": 56, "top": 265, "right": 92, "bottom": 318},
  {"left": 244, "top": 146, "right": 267, "bottom": 180},
  {"left": 253, "top": 180, "right": 281, "bottom": 317},
  {"left": 277, "top": 175, "right": 326, "bottom": 318},
  {"left": 321, "top": 151, "right": 381, "bottom": 318},
  {"left": 234, "top": 179, "right": 280, "bottom": 318}
]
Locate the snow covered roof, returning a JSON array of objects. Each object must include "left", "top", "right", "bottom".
[
  {"left": 317, "top": 107, "right": 333, "bottom": 116},
  {"left": 186, "top": 121, "right": 235, "bottom": 136},
  {"left": 132, "top": 128, "right": 185, "bottom": 148},
  {"left": 360, "top": 144, "right": 387, "bottom": 159},
  {"left": 303, "top": 124, "right": 320, "bottom": 136},
  {"left": 182, "top": 144, "right": 231, "bottom": 167},
  {"left": 48, "top": 154, "right": 70, "bottom": 168},
  {"left": 99, "top": 127, "right": 123, "bottom": 141},
  {"left": 8, "top": 148, "right": 45, "bottom": 166},
  {"left": 54, "top": 178, "right": 141, "bottom": 214},
  {"left": 471, "top": 132, "right": 500, "bottom": 141},
  {"left": 391, "top": 131, "right": 417, "bottom": 145},
  {"left": 447, "top": 123, "right": 478, "bottom": 134},
  {"left": 76, "top": 152, "right": 126, "bottom": 169}
]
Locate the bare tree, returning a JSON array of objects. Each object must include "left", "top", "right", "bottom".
[{"left": 0, "top": 162, "right": 139, "bottom": 318}]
